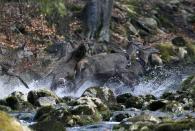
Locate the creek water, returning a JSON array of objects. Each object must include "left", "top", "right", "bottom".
[{"left": 0, "top": 64, "right": 195, "bottom": 130}]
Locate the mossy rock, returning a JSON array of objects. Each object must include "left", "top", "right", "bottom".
[
  {"left": 30, "top": 120, "right": 66, "bottom": 131},
  {"left": 0, "top": 105, "right": 12, "bottom": 112},
  {"left": 27, "top": 89, "right": 61, "bottom": 106},
  {"left": 5, "top": 96, "right": 20, "bottom": 110},
  {"left": 125, "top": 95, "right": 144, "bottom": 109},
  {"left": 155, "top": 119, "right": 195, "bottom": 131},
  {"left": 82, "top": 87, "right": 116, "bottom": 107},
  {"left": 62, "top": 113, "right": 101, "bottom": 127},
  {"left": 34, "top": 106, "right": 55, "bottom": 121},
  {"left": 0, "top": 111, "right": 30, "bottom": 131},
  {"left": 181, "top": 75, "right": 195, "bottom": 91},
  {"left": 156, "top": 42, "right": 176, "bottom": 63},
  {"left": 5, "top": 96, "right": 34, "bottom": 111}
]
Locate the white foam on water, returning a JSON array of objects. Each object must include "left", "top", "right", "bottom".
[
  {"left": 0, "top": 66, "right": 190, "bottom": 99},
  {"left": 55, "top": 80, "right": 99, "bottom": 98},
  {"left": 0, "top": 76, "right": 52, "bottom": 99}
]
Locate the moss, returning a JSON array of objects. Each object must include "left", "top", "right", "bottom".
[
  {"left": 156, "top": 119, "right": 195, "bottom": 131},
  {"left": 5, "top": 96, "right": 19, "bottom": 110},
  {"left": 181, "top": 75, "right": 195, "bottom": 91},
  {"left": 34, "top": 106, "right": 54, "bottom": 121},
  {"left": 0, "top": 111, "right": 24, "bottom": 131},
  {"left": 156, "top": 43, "right": 176, "bottom": 63}
]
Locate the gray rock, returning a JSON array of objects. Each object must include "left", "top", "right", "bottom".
[{"left": 36, "top": 97, "right": 57, "bottom": 107}]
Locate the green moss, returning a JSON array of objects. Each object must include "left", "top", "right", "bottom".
[
  {"left": 0, "top": 111, "right": 24, "bottom": 131},
  {"left": 156, "top": 119, "right": 195, "bottom": 131},
  {"left": 34, "top": 106, "right": 54, "bottom": 121},
  {"left": 5, "top": 96, "right": 19, "bottom": 110},
  {"left": 181, "top": 75, "right": 195, "bottom": 91},
  {"left": 156, "top": 43, "right": 176, "bottom": 63}
]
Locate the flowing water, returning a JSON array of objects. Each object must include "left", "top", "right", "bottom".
[{"left": 0, "top": 64, "right": 195, "bottom": 130}]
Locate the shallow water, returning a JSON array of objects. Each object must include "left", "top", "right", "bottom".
[{"left": 1, "top": 64, "right": 195, "bottom": 130}]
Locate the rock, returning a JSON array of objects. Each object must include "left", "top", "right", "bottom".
[
  {"left": 125, "top": 95, "right": 144, "bottom": 109},
  {"left": 139, "top": 17, "right": 158, "bottom": 30},
  {"left": 116, "top": 93, "right": 133, "bottom": 104},
  {"left": 0, "top": 105, "right": 12, "bottom": 112},
  {"left": 0, "top": 99, "right": 7, "bottom": 106},
  {"left": 162, "top": 100, "right": 184, "bottom": 113},
  {"left": 156, "top": 42, "right": 176, "bottom": 63},
  {"left": 35, "top": 97, "right": 57, "bottom": 107},
  {"left": 0, "top": 111, "right": 31, "bottom": 131},
  {"left": 30, "top": 120, "right": 66, "bottom": 131},
  {"left": 11, "top": 91, "right": 26, "bottom": 101},
  {"left": 155, "top": 118, "right": 195, "bottom": 131},
  {"left": 113, "top": 113, "right": 130, "bottom": 122},
  {"left": 34, "top": 96, "right": 110, "bottom": 127},
  {"left": 172, "top": 36, "right": 187, "bottom": 47},
  {"left": 82, "top": 87, "right": 116, "bottom": 107},
  {"left": 34, "top": 106, "right": 55, "bottom": 121},
  {"left": 122, "top": 114, "right": 161, "bottom": 124},
  {"left": 181, "top": 75, "right": 195, "bottom": 91},
  {"left": 148, "top": 100, "right": 167, "bottom": 111},
  {"left": 5, "top": 96, "right": 34, "bottom": 111},
  {"left": 150, "top": 53, "right": 163, "bottom": 66},
  {"left": 71, "top": 105, "right": 96, "bottom": 115},
  {"left": 127, "top": 22, "right": 138, "bottom": 35},
  {"left": 27, "top": 89, "right": 60, "bottom": 106}
]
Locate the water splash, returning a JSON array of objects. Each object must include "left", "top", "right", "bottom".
[
  {"left": 0, "top": 76, "right": 52, "bottom": 99},
  {"left": 0, "top": 64, "right": 194, "bottom": 99}
]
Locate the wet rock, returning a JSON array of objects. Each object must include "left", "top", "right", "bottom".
[
  {"left": 35, "top": 96, "right": 57, "bottom": 107},
  {"left": 162, "top": 100, "right": 184, "bottom": 113},
  {"left": 34, "top": 106, "right": 55, "bottom": 121},
  {"left": 112, "top": 113, "right": 130, "bottom": 122},
  {"left": 27, "top": 89, "right": 60, "bottom": 106},
  {"left": 0, "top": 105, "right": 12, "bottom": 112},
  {"left": 114, "top": 114, "right": 161, "bottom": 131},
  {"left": 11, "top": 91, "right": 26, "bottom": 101},
  {"left": 82, "top": 86, "right": 116, "bottom": 107},
  {"left": 156, "top": 42, "right": 176, "bottom": 63},
  {"left": 0, "top": 99, "right": 7, "bottom": 106},
  {"left": 30, "top": 120, "right": 66, "bottom": 131},
  {"left": 122, "top": 114, "right": 161, "bottom": 124},
  {"left": 161, "top": 92, "right": 176, "bottom": 100},
  {"left": 5, "top": 96, "right": 34, "bottom": 111},
  {"left": 116, "top": 93, "right": 133, "bottom": 104},
  {"left": 172, "top": 36, "right": 187, "bottom": 47},
  {"left": 125, "top": 96, "right": 144, "bottom": 109},
  {"left": 144, "top": 94, "right": 157, "bottom": 102},
  {"left": 148, "top": 100, "right": 167, "bottom": 111},
  {"left": 34, "top": 96, "right": 110, "bottom": 127},
  {"left": 0, "top": 111, "right": 31, "bottom": 131},
  {"left": 71, "top": 96, "right": 111, "bottom": 120},
  {"left": 155, "top": 118, "right": 195, "bottom": 131}
]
